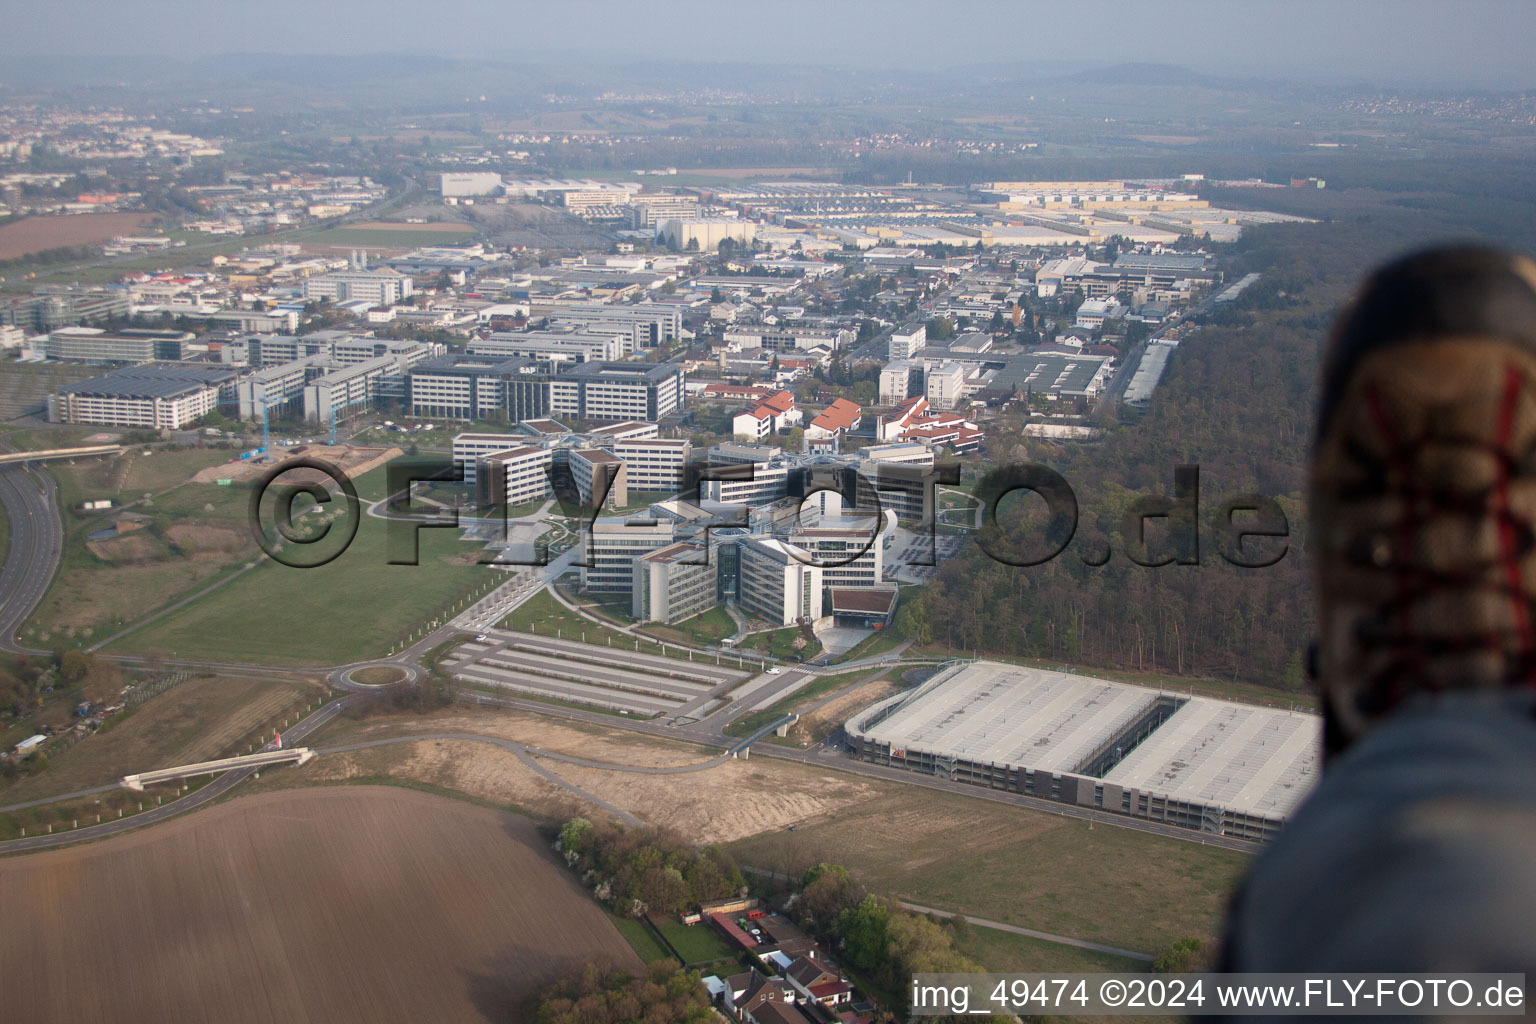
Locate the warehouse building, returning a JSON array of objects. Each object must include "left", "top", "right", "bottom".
[{"left": 845, "top": 661, "right": 1319, "bottom": 842}]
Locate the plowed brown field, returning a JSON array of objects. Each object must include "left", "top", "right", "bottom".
[{"left": 0, "top": 787, "right": 637, "bottom": 1022}]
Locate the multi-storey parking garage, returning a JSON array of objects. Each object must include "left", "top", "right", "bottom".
[{"left": 845, "top": 661, "right": 1321, "bottom": 842}]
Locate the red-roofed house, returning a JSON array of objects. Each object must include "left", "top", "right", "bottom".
[
  {"left": 784, "top": 956, "right": 855, "bottom": 1009},
  {"left": 877, "top": 395, "right": 929, "bottom": 441},
  {"left": 878, "top": 404, "right": 984, "bottom": 452},
  {"left": 732, "top": 390, "right": 802, "bottom": 439},
  {"left": 805, "top": 398, "right": 862, "bottom": 441}
]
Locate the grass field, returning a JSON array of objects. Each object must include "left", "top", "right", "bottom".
[
  {"left": 740, "top": 624, "right": 820, "bottom": 662},
  {"left": 505, "top": 589, "right": 700, "bottom": 663},
  {"left": 352, "top": 666, "right": 407, "bottom": 685},
  {"left": 0, "top": 787, "right": 639, "bottom": 1023},
  {"left": 108, "top": 492, "right": 492, "bottom": 664},
  {"left": 726, "top": 786, "right": 1249, "bottom": 955},
  {"left": 954, "top": 923, "right": 1149, "bottom": 974},
  {"left": 639, "top": 605, "right": 736, "bottom": 648}
]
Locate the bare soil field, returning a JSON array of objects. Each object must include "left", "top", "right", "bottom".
[
  {"left": 0, "top": 212, "right": 156, "bottom": 260},
  {"left": 191, "top": 443, "right": 401, "bottom": 484},
  {"left": 786, "top": 678, "right": 901, "bottom": 743},
  {"left": 164, "top": 522, "right": 244, "bottom": 554},
  {"left": 85, "top": 530, "right": 161, "bottom": 563},
  {"left": 550, "top": 757, "right": 877, "bottom": 843},
  {"left": 0, "top": 787, "right": 636, "bottom": 1023},
  {"left": 302, "top": 708, "right": 878, "bottom": 840}
]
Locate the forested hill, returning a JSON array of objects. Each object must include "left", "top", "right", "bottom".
[{"left": 906, "top": 207, "right": 1516, "bottom": 690}]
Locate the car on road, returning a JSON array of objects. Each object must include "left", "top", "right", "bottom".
[
  {"left": 475, "top": 634, "right": 490, "bottom": 642},
  {"left": 766, "top": 667, "right": 781, "bottom": 674}
]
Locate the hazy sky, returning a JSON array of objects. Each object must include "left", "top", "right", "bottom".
[{"left": 6, "top": 0, "right": 1536, "bottom": 89}]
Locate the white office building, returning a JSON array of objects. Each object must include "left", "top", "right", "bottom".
[
  {"left": 737, "top": 536, "right": 823, "bottom": 626},
  {"left": 303, "top": 263, "right": 414, "bottom": 307},
  {"left": 582, "top": 518, "right": 676, "bottom": 593},
  {"left": 632, "top": 542, "right": 716, "bottom": 624},
  {"left": 879, "top": 360, "right": 916, "bottom": 406},
  {"left": 610, "top": 438, "right": 690, "bottom": 495},
  {"left": 477, "top": 446, "right": 555, "bottom": 510},
  {"left": 926, "top": 361, "right": 968, "bottom": 411},
  {"left": 889, "top": 323, "right": 926, "bottom": 360}
]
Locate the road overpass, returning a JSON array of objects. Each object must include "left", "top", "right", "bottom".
[
  {"left": 0, "top": 444, "right": 122, "bottom": 466},
  {"left": 122, "top": 748, "right": 316, "bottom": 790}
]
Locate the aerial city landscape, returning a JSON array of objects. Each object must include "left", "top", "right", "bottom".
[{"left": 0, "top": 4, "right": 1533, "bottom": 1020}]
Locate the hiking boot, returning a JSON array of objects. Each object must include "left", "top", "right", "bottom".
[{"left": 1311, "top": 247, "right": 1536, "bottom": 757}]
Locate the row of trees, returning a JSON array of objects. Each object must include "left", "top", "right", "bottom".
[
  {"left": 558, "top": 818, "right": 748, "bottom": 918},
  {"left": 534, "top": 957, "right": 711, "bottom": 1024}
]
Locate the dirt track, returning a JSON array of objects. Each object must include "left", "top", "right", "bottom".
[{"left": 0, "top": 787, "right": 637, "bottom": 1023}]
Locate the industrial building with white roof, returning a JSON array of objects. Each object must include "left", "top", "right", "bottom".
[{"left": 845, "top": 660, "right": 1320, "bottom": 842}]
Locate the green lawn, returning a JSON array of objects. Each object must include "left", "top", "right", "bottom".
[
  {"left": 107, "top": 486, "right": 492, "bottom": 665},
  {"left": 739, "top": 625, "right": 820, "bottom": 662},
  {"left": 640, "top": 605, "right": 736, "bottom": 648},
  {"left": 607, "top": 912, "right": 673, "bottom": 964},
  {"left": 650, "top": 916, "right": 738, "bottom": 966}
]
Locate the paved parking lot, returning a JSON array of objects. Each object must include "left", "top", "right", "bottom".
[{"left": 442, "top": 629, "right": 749, "bottom": 718}]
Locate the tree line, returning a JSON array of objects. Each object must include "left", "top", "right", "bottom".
[{"left": 558, "top": 817, "right": 748, "bottom": 919}]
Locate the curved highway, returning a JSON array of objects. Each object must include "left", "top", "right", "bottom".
[{"left": 0, "top": 453, "right": 63, "bottom": 655}]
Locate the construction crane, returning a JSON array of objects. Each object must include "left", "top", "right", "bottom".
[{"left": 255, "top": 396, "right": 272, "bottom": 454}]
